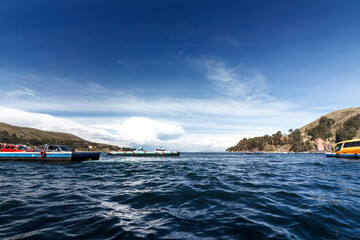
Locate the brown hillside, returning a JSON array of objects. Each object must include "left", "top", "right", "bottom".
[
  {"left": 299, "top": 107, "right": 360, "bottom": 138},
  {"left": 0, "top": 122, "right": 130, "bottom": 151},
  {"left": 0, "top": 122, "right": 84, "bottom": 142},
  {"left": 227, "top": 107, "right": 360, "bottom": 152}
]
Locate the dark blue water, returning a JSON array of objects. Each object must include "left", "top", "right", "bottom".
[{"left": 1, "top": 153, "right": 360, "bottom": 240}]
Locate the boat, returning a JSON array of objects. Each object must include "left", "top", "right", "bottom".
[
  {"left": 0, "top": 144, "right": 100, "bottom": 162},
  {"left": 325, "top": 139, "right": 360, "bottom": 159},
  {"left": 245, "top": 151, "right": 264, "bottom": 155},
  {"left": 107, "top": 147, "right": 180, "bottom": 157}
]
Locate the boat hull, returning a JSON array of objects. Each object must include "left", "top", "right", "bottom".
[
  {"left": 0, "top": 151, "right": 100, "bottom": 163},
  {"left": 326, "top": 153, "right": 360, "bottom": 159},
  {"left": 107, "top": 151, "right": 180, "bottom": 157}
]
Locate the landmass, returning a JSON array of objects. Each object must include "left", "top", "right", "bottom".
[{"left": 227, "top": 107, "right": 360, "bottom": 153}]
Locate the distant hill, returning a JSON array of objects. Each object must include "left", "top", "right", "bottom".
[
  {"left": 227, "top": 107, "right": 360, "bottom": 152},
  {"left": 0, "top": 122, "right": 131, "bottom": 151},
  {"left": 0, "top": 122, "right": 84, "bottom": 142},
  {"left": 299, "top": 107, "right": 360, "bottom": 138}
]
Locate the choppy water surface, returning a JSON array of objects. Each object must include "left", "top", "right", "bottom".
[{"left": 1, "top": 153, "right": 360, "bottom": 240}]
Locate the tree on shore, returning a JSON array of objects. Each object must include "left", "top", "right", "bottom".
[
  {"left": 306, "top": 116, "right": 335, "bottom": 140},
  {"left": 226, "top": 131, "right": 286, "bottom": 152},
  {"left": 289, "top": 129, "right": 313, "bottom": 152},
  {"left": 336, "top": 114, "right": 360, "bottom": 142}
]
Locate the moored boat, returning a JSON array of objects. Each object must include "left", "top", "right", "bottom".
[
  {"left": 108, "top": 147, "right": 180, "bottom": 157},
  {"left": 245, "top": 151, "right": 264, "bottom": 155},
  {"left": 0, "top": 144, "right": 100, "bottom": 162},
  {"left": 326, "top": 139, "right": 360, "bottom": 159}
]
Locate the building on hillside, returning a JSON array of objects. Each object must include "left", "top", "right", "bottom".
[{"left": 315, "top": 138, "right": 332, "bottom": 152}]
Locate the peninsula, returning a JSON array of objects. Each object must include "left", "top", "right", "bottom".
[{"left": 227, "top": 107, "right": 360, "bottom": 153}]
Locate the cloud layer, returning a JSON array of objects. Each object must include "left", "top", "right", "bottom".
[
  {"left": 0, "top": 60, "right": 321, "bottom": 151},
  {"left": 0, "top": 107, "right": 186, "bottom": 149}
]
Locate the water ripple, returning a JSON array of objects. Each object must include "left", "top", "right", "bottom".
[{"left": 0, "top": 153, "right": 360, "bottom": 239}]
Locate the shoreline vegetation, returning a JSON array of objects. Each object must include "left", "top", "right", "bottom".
[{"left": 227, "top": 108, "right": 360, "bottom": 153}]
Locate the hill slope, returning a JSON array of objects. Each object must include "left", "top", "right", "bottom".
[
  {"left": 0, "top": 122, "right": 130, "bottom": 151},
  {"left": 299, "top": 107, "right": 360, "bottom": 138},
  {"left": 227, "top": 107, "right": 360, "bottom": 152},
  {"left": 0, "top": 122, "right": 84, "bottom": 142}
]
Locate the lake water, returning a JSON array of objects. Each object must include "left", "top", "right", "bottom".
[{"left": 0, "top": 153, "right": 359, "bottom": 239}]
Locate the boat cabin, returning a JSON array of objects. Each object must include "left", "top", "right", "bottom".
[
  {"left": 334, "top": 139, "right": 360, "bottom": 154},
  {"left": 154, "top": 147, "right": 166, "bottom": 151}
]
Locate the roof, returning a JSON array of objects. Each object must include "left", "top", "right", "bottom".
[{"left": 336, "top": 139, "right": 360, "bottom": 144}]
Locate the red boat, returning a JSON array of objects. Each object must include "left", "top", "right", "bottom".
[
  {"left": 0, "top": 144, "right": 100, "bottom": 162},
  {"left": 0, "top": 144, "right": 33, "bottom": 152}
]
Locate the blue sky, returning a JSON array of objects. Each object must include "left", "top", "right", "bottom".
[{"left": 0, "top": 0, "right": 359, "bottom": 151}]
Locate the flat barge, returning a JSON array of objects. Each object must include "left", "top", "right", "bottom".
[
  {"left": 107, "top": 150, "right": 180, "bottom": 157},
  {"left": 0, "top": 151, "right": 100, "bottom": 163}
]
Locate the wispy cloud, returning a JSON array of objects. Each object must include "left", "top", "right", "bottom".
[
  {"left": 7, "top": 87, "right": 36, "bottom": 97},
  {"left": 28, "top": 73, "right": 39, "bottom": 79},
  {"left": 194, "top": 58, "right": 267, "bottom": 98},
  {"left": 51, "top": 77, "right": 77, "bottom": 87},
  {"left": 88, "top": 82, "right": 107, "bottom": 92},
  {"left": 52, "top": 77, "right": 108, "bottom": 93},
  {"left": 212, "top": 36, "right": 240, "bottom": 46},
  {"left": 23, "top": 87, "right": 36, "bottom": 96}
]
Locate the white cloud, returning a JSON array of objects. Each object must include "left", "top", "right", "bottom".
[
  {"left": 0, "top": 107, "right": 86, "bottom": 134},
  {"left": 117, "top": 117, "right": 185, "bottom": 145},
  {"left": 0, "top": 107, "right": 189, "bottom": 150},
  {"left": 0, "top": 107, "right": 256, "bottom": 151}
]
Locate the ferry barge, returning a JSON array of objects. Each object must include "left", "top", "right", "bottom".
[
  {"left": 0, "top": 144, "right": 100, "bottom": 162},
  {"left": 108, "top": 147, "right": 180, "bottom": 157},
  {"left": 326, "top": 139, "right": 360, "bottom": 159}
]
